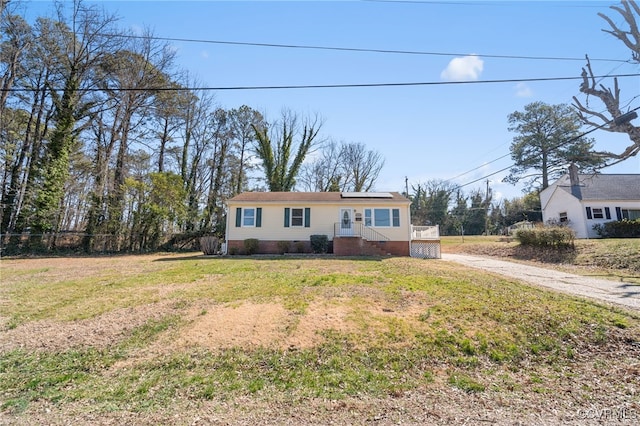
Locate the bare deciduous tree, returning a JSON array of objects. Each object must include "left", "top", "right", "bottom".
[
  {"left": 341, "top": 142, "right": 385, "bottom": 192},
  {"left": 572, "top": 0, "right": 640, "bottom": 166},
  {"left": 299, "top": 140, "right": 343, "bottom": 192},
  {"left": 299, "top": 140, "right": 385, "bottom": 192}
]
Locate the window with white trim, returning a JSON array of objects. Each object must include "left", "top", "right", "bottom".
[
  {"left": 363, "top": 208, "right": 400, "bottom": 227},
  {"left": 559, "top": 212, "right": 568, "bottom": 223},
  {"left": 291, "top": 208, "right": 304, "bottom": 227},
  {"left": 235, "top": 207, "right": 262, "bottom": 227},
  {"left": 592, "top": 208, "right": 604, "bottom": 219},
  {"left": 622, "top": 209, "right": 640, "bottom": 220},
  {"left": 284, "top": 207, "right": 310, "bottom": 228},
  {"left": 243, "top": 208, "right": 256, "bottom": 226}
]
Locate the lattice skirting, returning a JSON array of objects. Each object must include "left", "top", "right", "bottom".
[{"left": 410, "top": 241, "right": 441, "bottom": 259}]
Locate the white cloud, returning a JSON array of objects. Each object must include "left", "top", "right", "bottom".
[
  {"left": 201, "top": 50, "right": 210, "bottom": 59},
  {"left": 130, "top": 24, "right": 143, "bottom": 36},
  {"left": 515, "top": 82, "right": 533, "bottom": 98},
  {"left": 440, "top": 55, "right": 484, "bottom": 81}
]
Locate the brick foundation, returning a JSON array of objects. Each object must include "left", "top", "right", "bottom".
[
  {"left": 333, "top": 237, "right": 409, "bottom": 256},
  {"left": 226, "top": 240, "right": 311, "bottom": 255},
  {"left": 226, "top": 238, "right": 410, "bottom": 256}
]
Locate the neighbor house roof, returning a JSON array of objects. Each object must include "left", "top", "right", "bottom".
[
  {"left": 553, "top": 174, "right": 640, "bottom": 201},
  {"left": 228, "top": 191, "right": 410, "bottom": 204}
]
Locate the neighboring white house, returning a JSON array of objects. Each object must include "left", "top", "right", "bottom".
[
  {"left": 225, "top": 191, "right": 440, "bottom": 257},
  {"left": 540, "top": 168, "right": 640, "bottom": 239}
]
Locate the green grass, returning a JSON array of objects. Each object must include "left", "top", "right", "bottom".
[{"left": 1, "top": 254, "right": 639, "bottom": 415}]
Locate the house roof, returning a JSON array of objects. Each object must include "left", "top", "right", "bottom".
[
  {"left": 552, "top": 174, "right": 640, "bottom": 201},
  {"left": 228, "top": 191, "right": 410, "bottom": 204}
]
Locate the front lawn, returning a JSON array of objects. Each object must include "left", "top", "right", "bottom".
[{"left": 1, "top": 254, "right": 638, "bottom": 424}]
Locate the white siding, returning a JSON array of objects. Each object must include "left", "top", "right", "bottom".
[
  {"left": 542, "top": 189, "right": 588, "bottom": 238},
  {"left": 543, "top": 192, "right": 640, "bottom": 239},
  {"left": 581, "top": 201, "right": 640, "bottom": 238}
]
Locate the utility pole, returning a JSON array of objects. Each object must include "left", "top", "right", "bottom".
[
  {"left": 405, "top": 176, "right": 409, "bottom": 198},
  {"left": 485, "top": 179, "right": 490, "bottom": 236}
]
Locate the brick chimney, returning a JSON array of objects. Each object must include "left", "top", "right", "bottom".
[
  {"left": 568, "top": 163, "right": 582, "bottom": 199},
  {"left": 569, "top": 163, "right": 579, "bottom": 186}
]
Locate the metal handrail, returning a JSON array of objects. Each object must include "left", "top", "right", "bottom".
[{"left": 334, "top": 222, "right": 390, "bottom": 241}]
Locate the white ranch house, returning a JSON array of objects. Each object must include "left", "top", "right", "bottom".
[
  {"left": 224, "top": 191, "right": 440, "bottom": 258},
  {"left": 540, "top": 170, "right": 640, "bottom": 239}
]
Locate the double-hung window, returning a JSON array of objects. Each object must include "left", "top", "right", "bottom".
[
  {"left": 284, "top": 207, "right": 311, "bottom": 228},
  {"left": 243, "top": 208, "right": 256, "bottom": 226},
  {"left": 291, "top": 208, "right": 304, "bottom": 226},
  {"left": 586, "top": 207, "right": 610, "bottom": 220},
  {"left": 235, "top": 207, "right": 262, "bottom": 227}
]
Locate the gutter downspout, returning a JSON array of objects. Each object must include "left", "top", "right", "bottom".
[{"left": 223, "top": 205, "right": 230, "bottom": 254}]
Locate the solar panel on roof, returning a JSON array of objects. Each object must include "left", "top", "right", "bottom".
[{"left": 340, "top": 192, "right": 393, "bottom": 198}]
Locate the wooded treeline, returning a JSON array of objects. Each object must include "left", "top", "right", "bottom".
[
  {"left": 0, "top": 1, "right": 390, "bottom": 253},
  {"left": 0, "top": 3, "right": 276, "bottom": 252}
]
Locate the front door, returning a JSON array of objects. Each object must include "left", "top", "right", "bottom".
[{"left": 339, "top": 208, "right": 353, "bottom": 236}]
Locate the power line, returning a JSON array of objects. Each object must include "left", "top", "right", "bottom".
[
  {"left": 130, "top": 34, "right": 629, "bottom": 63},
  {"left": 450, "top": 105, "right": 640, "bottom": 192},
  {"left": 105, "top": 32, "right": 629, "bottom": 63},
  {"left": 363, "top": 0, "right": 612, "bottom": 7},
  {"left": 445, "top": 153, "right": 512, "bottom": 182},
  {"left": 444, "top": 99, "right": 639, "bottom": 184},
  {"left": 3, "top": 73, "right": 639, "bottom": 93}
]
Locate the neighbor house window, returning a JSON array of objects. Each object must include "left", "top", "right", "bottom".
[
  {"left": 284, "top": 207, "right": 310, "bottom": 227},
  {"left": 235, "top": 207, "right": 262, "bottom": 227},
  {"left": 592, "top": 208, "right": 604, "bottom": 219},
  {"left": 559, "top": 212, "right": 568, "bottom": 223},
  {"left": 363, "top": 208, "right": 400, "bottom": 227},
  {"left": 622, "top": 209, "right": 640, "bottom": 220}
]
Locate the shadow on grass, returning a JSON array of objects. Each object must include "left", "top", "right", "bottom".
[
  {"left": 511, "top": 245, "right": 577, "bottom": 264},
  {"left": 153, "top": 253, "right": 388, "bottom": 262}
]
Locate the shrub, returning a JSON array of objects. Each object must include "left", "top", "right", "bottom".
[
  {"left": 515, "top": 226, "right": 574, "bottom": 248},
  {"left": 243, "top": 238, "right": 260, "bottom": 255},
  {"left": 277, "top": 241, "right": 290, "bottom": 254},
  {"left": 199, "top": 236, "right": 219, "bottom": 255},
  {"left": 593, "top": 219, "right": 640, "bottom": 238},
  {"left": 310, "top": 234, "right": 329, "bottom": 253}
]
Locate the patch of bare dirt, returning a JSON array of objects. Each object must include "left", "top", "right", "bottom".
[
  {"left": 0, "top": 301, "right": 178, "bottom": 352},
  {"left": 133, "top": 296, "right": 427, "bottom": 357}
]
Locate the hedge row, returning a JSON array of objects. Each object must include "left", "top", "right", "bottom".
[
  {"left": 593, "top": 219, "right": 640, "bottom": 238},
  {"left": 515, "top": 226, "right": 575, "bottom": 248}
]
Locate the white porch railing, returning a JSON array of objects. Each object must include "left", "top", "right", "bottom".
[
  {"left": 410, "top": 225, "right": 440, "bottom": 258},
  {"left": 411, "top": 225, "right": 440, "bottom": 240}
]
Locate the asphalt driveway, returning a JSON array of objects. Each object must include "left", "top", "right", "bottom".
[{"left": 441, "top": 253, "right": 640, "bottom": 311}]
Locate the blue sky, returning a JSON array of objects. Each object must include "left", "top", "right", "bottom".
[{"left": 21, "top": 0, "right": 640, "bottom": 200}]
